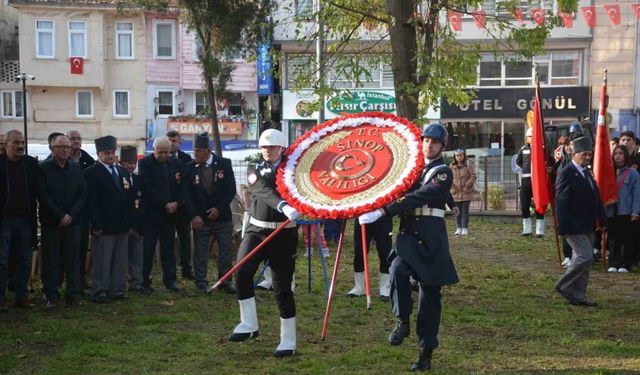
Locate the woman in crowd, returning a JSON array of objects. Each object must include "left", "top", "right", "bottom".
[
  {"left": 607, "top": 144, "right": 640, "bottom": 273},
  {"left": 450, "top": 148, "right": 477, "bottom": 236}
]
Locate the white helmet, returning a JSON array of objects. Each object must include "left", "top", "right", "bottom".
[
  {"left": 526, "top": 127, "right": 533, "bottom": 137},
  {"left": 259, "top": 129, "right": 285, "bottom": 147}
]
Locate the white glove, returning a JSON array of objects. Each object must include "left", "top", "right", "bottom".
[
  {"left": 358, "top": 209, "right": 383, "bottom": 224},
  {"left": 281, "top": 204, "right": 300, "bottom": 221}
]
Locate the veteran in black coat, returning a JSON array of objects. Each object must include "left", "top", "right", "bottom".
[
  {"left": 358, "top": 123, "right": 458, "bottom": 372},
  {"left": 137, "top": 136, "right": 183, "bottom": 292}
]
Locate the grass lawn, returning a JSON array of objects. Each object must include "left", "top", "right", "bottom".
[{"left": 1, "top": 218, "right": 639, "bottom": 374}]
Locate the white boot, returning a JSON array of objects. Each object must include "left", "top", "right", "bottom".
[
  {"left": 461, "top": 228, "right": 468, "bottom": 236},
  {"left": 274, "top": 317, "right": 296, "bottom": 357},
  {"left": 379, "top": 273, "right": 391, "bottom": 300},
  {"left": 454, "top": 228, "right": 462, "bottom": 236},
  {"left": 535, "top": 218, "right": 545, "bottom": 237},
  {"left": 229, "top": 297, "right": 259, "bottom": 341},
  {"left": 522, "top": 218, "right": 532, "bottom": 236},
  {"left": 347, "top": 272, "right": 365, "bottom": 297},
  {"left": 256, "top": 266, "right": 273, "bottom": 290}
]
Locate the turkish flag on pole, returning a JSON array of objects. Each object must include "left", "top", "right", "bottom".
[
  {"left": 581, "top": 6, "right": 597, "bottom": 28},
  {"left": 632, "top": 4, "right": 640, "bottom": 20},
  {"left": 448, "top": 11, "right": 462, "bottom": 31},
  {"left": 560, "top": 12, "right": 574, "bottom": 28},
  {"left": 604, "top": 4, "right": 621, "bottom": 25},
  {"left": 472, "top": 10, "right": 486, "bottom": 29},
  {"left": 514, "top": 8, "right": 525, "bottom": 25},
  {"left": 593, "top": 74, "right": 618, "bottom": 207},
  {"left": 531, "top": 81, "right": 550, "bottom": 215},
  {"left": 530, "top": 8, "right": 546, "bottom": 26},
  {"left": 70, "top": 57, "right": 83, "bottom": 74}
]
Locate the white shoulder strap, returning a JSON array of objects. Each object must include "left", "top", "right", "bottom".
[{"left": 422, "top": 164, "right": 447, "bottom": 185}]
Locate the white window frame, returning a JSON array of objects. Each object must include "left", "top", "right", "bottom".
[
  {"left": 113, "top": 90, "right": 131, "bottom": 118},
  {"left": 35, "top": 19, "right": 55, "bottom": 59},
  {"left": 156, "top": 89, "right": 176, "bottom": 117},
  {"left": 115, "top": 21, "right": 134, "bottom": 60},
  {"left": 153, "top": 20, "right": 176, "bottom": 60},
  {"left": 194, "top": 91, "right": 209, "bottom": 114},
  {"left": 0, "top": 90, "right": 23, "bottom": 119},
  {"left": 76, "top": 90, "right": 94, "bottom": 118},
  {"left": 68, "top": 20, "right": 87, "bottom": 58}
]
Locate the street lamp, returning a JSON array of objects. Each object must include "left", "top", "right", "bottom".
[{"left": 15, "top": 73, "right": 35, "bottom": 154}]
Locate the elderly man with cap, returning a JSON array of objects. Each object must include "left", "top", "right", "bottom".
[
  {"left": 119, "top": 146, "right": 145, "bottom": 293},
  {"left": 84, "top": 136, "right": 132, "bottom": 303},
  {"left": 138, "top": 136, "right": 183, "bottom": 293},
  {"left": 228, "top": 129, "right": 300, "bottom": 358},
  {"left": 516, "top": 127, "right": 546, "bottom": 237},
  {"left": 555, "top": 136, "right": 607, "bottom": 307},
  {"left": 0, "top": 130, "right": 39, "bottom": 311},
  {"left": 37, "top": 134, "right": 87, "bottom": 308},
  {"left": 183, "top": 132, "right": 236, "bottom": 294}
]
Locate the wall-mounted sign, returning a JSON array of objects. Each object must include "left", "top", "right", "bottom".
[
  {"left": 326, "top": 90, "right": 396, "bottom": 116},
  {"left": 167, "top": 120, "right": 243, "bottom": 136},
  {"left": 257, "top": 40, "right": 273, "bottom": 96},
  {"left": 441, "top": 87, "right": 590, "bottom": 119}
]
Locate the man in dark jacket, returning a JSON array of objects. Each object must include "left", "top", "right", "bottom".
[
  {"left": 84, "top": 136, "right": 131, "bottom": 303},
  {"left": 0, "top": 130, "right": 39, "bottom": 310},
  {"left": 167, "top": 130, "right": 195, "bottom": 280},
  {"left": 555, "top": 136, "right": 607, "bottom": 307},
  {"left": 183, "top": 132, "right": 236, "bottom": 294},
  {"left": 138, "top": 136, "right": 182, "bottom": 293},
  {"left": 359, "top": 123, "right": 459, "bottom": 372},
  {"left": 37, "top": 134, "right": 87, "bottom": 307},
  {"left": 119, "top": 146, "right": 145, "bottom": 293}
]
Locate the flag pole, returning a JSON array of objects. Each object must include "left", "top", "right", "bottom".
[
  {"left": 321, "top": 219, "right": 347, "bottom": 340},
  {"left": 601, "top": 69, "right": 609, "bottom": 272},
  {"left": 534, "top": 65, "right": 563, "bottom": 269}
]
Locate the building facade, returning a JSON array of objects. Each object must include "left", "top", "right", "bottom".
[{"left": 0, "top": 0, "right": 23, "bottom": 135}]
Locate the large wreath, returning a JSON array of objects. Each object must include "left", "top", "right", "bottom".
[{"left": 276, "top": 112, "right": 424, "bottom": 219}]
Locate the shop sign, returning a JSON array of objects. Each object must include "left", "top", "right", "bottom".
[
  {"left": 167, "top": 120, "right": 243, "bottom": 136},
  {"left": 441, "top": 87, "right": 590, "bottom": 118},
  {"left": 326, "top": 90, "right": 396, "bottom": 116}
]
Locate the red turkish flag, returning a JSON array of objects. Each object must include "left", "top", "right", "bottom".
[
  {"left": 632, "top": 4, "right": 640, "bottom": 19},
  {"left": 448, "top": 11, "right": 462, "bottom": 31},
  {"left": 513, "top": 8, "right": 525, "bottom": 25},
  {"left": 530, "top": 8, "right": 545, "bottom": 26},
  {"left": 581, "top": 6, "right": 597, "bottom": 27},
  {"left": 530, "top": 82, "right": 550, "bottom": 215},
  {"left": 604, "top": 4, "right": 621, "bottom": 25},
  {"left": 70, "top": 57, "right": 83, "bottom": 74},
  {"left": 560, "top": 12, "right": 574, "bottom": 28},
  {"left": 593, "top": 80, "right": 617, "bottom": 207},
  {"left": 472, "top": 10, "right": 487, "bottom": 29}
]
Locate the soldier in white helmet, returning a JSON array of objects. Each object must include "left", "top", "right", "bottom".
[
  {"left": 516, "top": 127, "right": 545, "bottom": 237},
  {"left": 228, "top": 129, "right": 300, "bottom": 357}
]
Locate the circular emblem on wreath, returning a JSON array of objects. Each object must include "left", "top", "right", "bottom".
[{"left": 276, "top": 112, "right": 424, "bottom": 219}]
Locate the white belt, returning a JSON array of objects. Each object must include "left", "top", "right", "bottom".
[
  {"left": 249, "top": 217, "right": 297, "bottom": 229},
  {"left": 521, "top": 173, "right": 531, "bottom": 178},
  {"left": 413, "top": 206, "right": 445, "bottom": 218}
]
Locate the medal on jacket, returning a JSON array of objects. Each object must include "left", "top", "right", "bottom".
[
  {"left": 122, "top": 177, "right": 130, "bottom": 190},
  {"left": 195, "top": 174, "right": 200, "bottom": 185},
  {"left": 175, "top": 172, "right": 181, "bottom": 183},
  {"left": 135, "top": 199, "right": 140, "bottom": 209},
  {"left": 217, "top": 170, "right": 224, "bottom": 180}
]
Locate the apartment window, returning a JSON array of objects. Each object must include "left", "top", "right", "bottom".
[
  {"left": 476, "top": 51, "right": 580, "bottom": 87},
  {"left": 76, "top": 91, "right": 93, "bottom": 117},
  {"left": 193, "top": 34, "right": 203, "bottom": 61},
  {"left": 382, "top": 63, "right": 394, "bottom": 88},
  {"left": 1, "top": 91, "right": 23, "bottom": 118},
  {"left": 154, "top": 20, "right": 176, "bottom": 59},
  {"left": 550, "top": 51, "right": 580, "bottom": 85},
  {"left": 113, "top": 90, "right": 130, "bottom": 117},
  {"left": 505, "top": 60, "right": 532, "bottom": 86},
  {"left": 68, "top": 21, "right": 87, "bottom": 58},
  {"left": 36, "top": 20, "right": 54, "bottom": 58},
  {"left": 116, "top": 22, "right": 134, "bottom": 59},
  {"left": 157, "top": 91, "right": 174, "bottom": 116},
  {"left": 479, "top": 56, "right": 501, "bottom": 86},
  {"left": 228, "top": 93, "right": 242, "bottom": 115},
  {"left": 195, "top": 91, "right": 209, "bottom": 115}
]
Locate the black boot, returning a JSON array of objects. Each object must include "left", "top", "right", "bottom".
[
  {"left": 388, "top": 319, "right": 410, "bottom": 346},
  {"left": 410, "top": 348, "right": 432, "bottom": 372}
]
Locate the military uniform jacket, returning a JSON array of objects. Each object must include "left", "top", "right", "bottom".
[
  {"left": 246, "top": 158, "right": 294, "bottom": 234},
  {"left": 183, "top": 153, "right": 236, "bottom": 223},
  {"left": 84, "top": 163, "right": 132, "bottom": 235},
  {"left": 516, "top": 144, "right": 532, "bottom": 186},
  {"left": 383, "top": 156, "right": 459, "bottom": 286},
  {"left": 137, "top": 154, "right": 183, "bottom": 226}
]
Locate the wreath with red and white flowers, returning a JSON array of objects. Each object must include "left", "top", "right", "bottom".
[{"left": 276, "top": 112, "right": 424, "bottom": 219}]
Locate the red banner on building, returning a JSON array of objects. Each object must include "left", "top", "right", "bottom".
[
  {"left": 604, "top": 4, "right": 621, "bottom": 25},
  {"left": 472, "top": 10, "right": 486, "bottom": 29},
  {"left": 70, "top": 57, "right": 83, "bottom": 75},
  {"left": 581, "top": 6, "right": 597, "bottom": 27},
  {"left": 448, "top": 11, "right": 462, "bottom": 31},
  {"left": 530, "top": 8, "right": 545, "bottom": 26},
  {"left": 560, "top": 12, "right": 574, "bottom": 28}
]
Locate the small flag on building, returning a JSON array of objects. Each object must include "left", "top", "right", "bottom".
[{"left": 70, "top": 57, "right": 83, "bottom": 75}]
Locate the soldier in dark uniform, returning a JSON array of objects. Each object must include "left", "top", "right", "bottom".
[
  {"left": 359, "top": 123, "right": 459, "bottom": 372},
  {"left": 183, "top": 132, "right": 237, "bottom": 294},
  {"left": 516, "top": 127, "right": 545, "bottom": 237},
  {"left": 166, "top": 130, "right": 195, "bottom": 280},
  {"left": 119, "top": 146, "right": 145, "bottom": 293},
  {"left": 228, "top": 129, "right": 300, "bottom": 357}
]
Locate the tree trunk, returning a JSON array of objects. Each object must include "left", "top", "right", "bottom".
[
  {"left": 206, "top": 75, "right": 223, "bottom": 157},
  {"left": 387, "top": 0, "right": 419, "bottom": 122}
]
